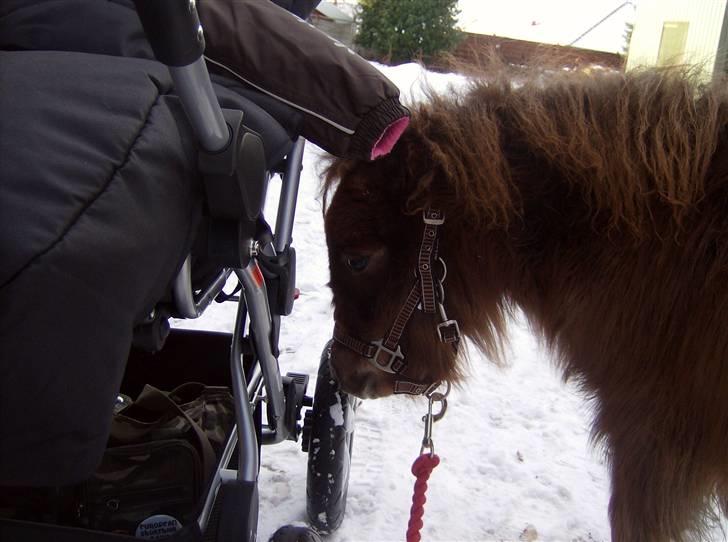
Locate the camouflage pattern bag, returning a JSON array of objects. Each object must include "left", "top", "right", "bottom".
[
  {"left": 79, "top": 383, "right": 234, "bottom": 538},
  {"left": 164, "top": 383, "right": 235, "bottom": 458}
]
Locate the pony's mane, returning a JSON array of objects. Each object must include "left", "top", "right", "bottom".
[{"left": 401, "top": 65, "right": 728, "bottom": 235}]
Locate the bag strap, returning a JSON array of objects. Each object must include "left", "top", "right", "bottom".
[{"left": 113, "top": 385, "right": 218, "bottom": 480}]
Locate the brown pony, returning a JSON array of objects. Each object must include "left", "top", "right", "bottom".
[{"left": 322, "top": 66, "right": 728, "bottom": 542}]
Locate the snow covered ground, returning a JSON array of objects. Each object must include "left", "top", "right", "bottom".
[{"left": 178, "top": 64, "right": 725, "bottom": 542}]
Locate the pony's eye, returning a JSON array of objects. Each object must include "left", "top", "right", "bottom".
[{"left": 346, "top": 256, "right": 369, "bottom": 272}]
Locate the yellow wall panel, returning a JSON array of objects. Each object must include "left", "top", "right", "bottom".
[{"left": 626, "top": 0, "right": 728, "bottom": 78}]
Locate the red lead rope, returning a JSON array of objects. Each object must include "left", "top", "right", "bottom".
[
  {"left": 406, "top": 382, "right": 450, "bottom": 542},
  {"left": 406, "top": 453, "right": 440, "bottom": 542}
]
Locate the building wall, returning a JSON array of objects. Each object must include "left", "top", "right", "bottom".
[
  {"left": 310, "top": 15, "right": 356, "bottom": 48},
  {"left": 311, "top": 17, "right": 354, "bottom": 48},
  {"left": 626, "top": 0, "right": 728, "bottom": 78},
  {"left": 439, "top": 33, "right": 624, "bottom": 73}
]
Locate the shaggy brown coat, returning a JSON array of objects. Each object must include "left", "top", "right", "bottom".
[{"left": 323, "top": 67, "right": 728, "bottom": 541}]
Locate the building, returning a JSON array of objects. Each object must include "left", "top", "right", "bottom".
[
  {"left": 309, "top": 0, "right": 625, "bottom": 71},
  {"left": 458, "top": 0, "right": 634, "bottom": 54},
  {"left": 310, "top": 1, "right": 356, "bottom": 48},
  {"left": 626, "top": 0, "right": 728, "bottom": 79},
  {"left": 447, "top": 33, "right": 624, "bottom": 72},
  {"left": 446, "top": 1, "right": 628, "bottom": 72}
]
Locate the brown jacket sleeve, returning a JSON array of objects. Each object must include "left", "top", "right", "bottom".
[{"left": 199, "top": 0, "right": 410, "bottom": 160}]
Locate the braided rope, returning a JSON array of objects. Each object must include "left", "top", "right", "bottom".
[{"left": 406, "top": 453, "right": 440, "bottom": 542}]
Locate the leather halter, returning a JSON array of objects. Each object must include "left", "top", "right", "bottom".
[{"left": 333, "top": 208, "right": 461, "bottom": 395}]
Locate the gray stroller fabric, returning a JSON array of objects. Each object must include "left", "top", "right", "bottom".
[
  {"left": 0, "top": 0, "right": 408, "bottom": 487},
  {"left": 0, "top": 51, "right": 204, "bottom": 485},
  {"left": 0, "top": 47, "right": 296, "bottom": 486}
]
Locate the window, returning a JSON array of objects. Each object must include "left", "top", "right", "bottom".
[{"left": 657, "top": 21, "right": 689, "bottom": 66}]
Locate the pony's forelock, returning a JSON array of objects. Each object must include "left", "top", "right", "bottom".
[{"left": 403, "top": 90, "right": 518, "bottom": 228}]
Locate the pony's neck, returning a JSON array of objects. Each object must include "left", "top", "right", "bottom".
[
  {"left": 417, "top": 67, "right": 728, "bottom": 359},
  {"left": 434, "top": 125, "right": 590, "bottom": 351}
]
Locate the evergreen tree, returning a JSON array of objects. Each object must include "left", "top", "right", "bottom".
[{"left": 356, "top": 0, "right": 461, "bottom": 64}]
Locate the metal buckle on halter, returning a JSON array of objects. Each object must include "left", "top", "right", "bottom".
[
  {"left": 437, "top": 319, "right": 461, "bottom": 344},
  {"left": 370, "top": 339, "right": 406, "bottom": 374},
  {"left": 422, "top": 209, "right": 445, "bottom": 226}
]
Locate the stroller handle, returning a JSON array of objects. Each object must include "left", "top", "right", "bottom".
[
  {"left": 133, "top": 0, "right": 204, "bottom": 67},
  {"left": 134, "top": 0, "right": 229, "bottom": 152}
]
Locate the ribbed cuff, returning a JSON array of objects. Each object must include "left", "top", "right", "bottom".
[{"left": 348, "top": 98, "right": 411, "bottom": 161}]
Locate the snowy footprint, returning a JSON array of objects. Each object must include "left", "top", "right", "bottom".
[{"left": 341, "top": 412, "right": 386, "bottom": 516}]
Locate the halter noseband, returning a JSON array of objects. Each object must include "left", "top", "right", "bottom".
[{"left": 333, "top": 208, "right": 461, "bottom": 396}]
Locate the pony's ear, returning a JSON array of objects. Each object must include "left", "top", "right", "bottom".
[
  {"left": 321, "top": 156, "right": 358, "bottom": 213},
  {"left": 397, "top": 127, "right": 449, "bottom": 216},
  {"left": 322, "top": 156, "right": 355, "bottom": 188}
]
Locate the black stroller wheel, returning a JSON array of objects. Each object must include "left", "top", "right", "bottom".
[{"left": 303, "top": 340, "right": 357, "bottom": 534}]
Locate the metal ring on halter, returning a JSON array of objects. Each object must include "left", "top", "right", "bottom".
[
  {"left": 425, "top": 381, "right": 451, "bottom": 400},
  {"left": 414, "top": 257, "right": 447, "bottom": 283},
  {"left": 436, "top": 281, "right": 445, "bottom": 304},
  {"left": 435, "top": 257, "right": 447, "bottom": 283}
]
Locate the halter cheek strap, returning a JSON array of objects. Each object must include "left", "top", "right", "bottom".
[{"left": 332, "top": 208, "right": 461, "bottom": 396}]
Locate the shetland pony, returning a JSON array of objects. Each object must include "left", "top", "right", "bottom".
[{"left": 322, "top": 66, "right": 728, "bottom": 541}]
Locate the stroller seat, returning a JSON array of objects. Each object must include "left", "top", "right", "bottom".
[{"left": 0, "top": 49, "right": 299, "bottom": 486}]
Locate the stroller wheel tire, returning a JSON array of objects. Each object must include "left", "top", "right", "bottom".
[
  {"left": 269, "top": 524, "right": 323, "bottom": 542},
  {"left": 304, "top": 340, "right": 356, "bottom": 534}
]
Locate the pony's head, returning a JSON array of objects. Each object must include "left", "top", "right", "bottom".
[
  {"left": 322, "top": 129, "right": 471, "bottom": 399},
  {"left": 322, "top": 65, "right": 728, "bottom": 400}
]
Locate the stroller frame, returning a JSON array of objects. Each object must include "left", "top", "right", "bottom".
[
  {"left": 192, "top": 138, "right": 307, "bottom": 536},
  {"left": 1, "top": 2, "right": 359, "bottom": 540},
  {"left": 134, "top": 3, "right": 315, "bottom": 538},
  {"left": 161, "top": 52, "right": 309, "bottom": 542}
]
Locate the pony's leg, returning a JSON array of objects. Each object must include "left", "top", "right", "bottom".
[{"left": 606, "top": 425, "right": 717, "bottom": 542}]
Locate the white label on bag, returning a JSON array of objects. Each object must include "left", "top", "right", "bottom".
[{"left": 135, "top": 514, "right": 182, "bottom": 540}]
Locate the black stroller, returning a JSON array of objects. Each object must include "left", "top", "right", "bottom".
[{"left": 0, "top": 1, "right": 409, "bottom": 540}]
